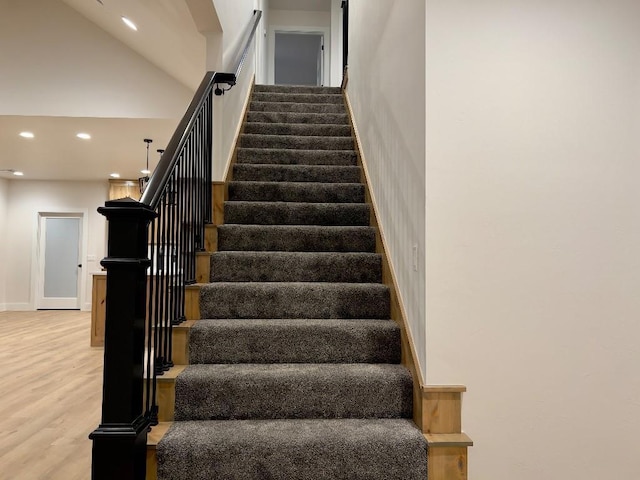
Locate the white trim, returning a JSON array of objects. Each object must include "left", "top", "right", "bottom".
[
  {"left": 5, "top": 303, "right": 31, "bottom": 311},
  {"left": 0, "top": 303, "right": 6, "bottom": 312},
  {"left": 32, "top": 209, "right": 89, "bottom": 310},
  {"left": 268, "top": 25, "right": 331, "bottom": 86}
]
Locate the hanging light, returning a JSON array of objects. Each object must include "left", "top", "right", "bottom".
[{"left": 138, "top": 138, "right": 152, "bottom": 194}]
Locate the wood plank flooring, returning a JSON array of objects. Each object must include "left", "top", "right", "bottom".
[{"left": 0, "top": 310, "right": 103, "bottom": 480}]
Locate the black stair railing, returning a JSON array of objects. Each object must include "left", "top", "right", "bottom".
[
  {"left": 89, "top": 10, "right": 261, "bottom": 480},
  {"left": 342, "top": 0, "right": 349, "bottom": 77}
]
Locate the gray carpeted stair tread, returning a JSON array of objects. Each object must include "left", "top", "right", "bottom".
[
  {"left": 189, "top": 319, "right": 401, "bottom": 364},
  {"left": 157, "top": 418, "right": 427, "bottom": 480},
  {"left": 228, "top": 181, "right": 364, "bottom": 203},
  {"left": 250, "top": 101, "right": 346, "bottom": 114},
  {"left": 225, "top": 201, "right": 370, "bottom": 226},
  {"left": 252, "top": 92, "right": 344, "bottom": 104},
  {"left": 237, "top": 148, "right": 357, "bottom": 165},
  {"left": 161, "top": 84, "right": 426, "bottom": 480},
  {"left": 175, "top": 363, "right": 413, "bottom": 421},
  {"left": 210, "top": 252, "right": 381, "bottom": 283},
  {"left": 246, "top": 111, "right": 349, "bottom": 125},
  {"left": 232, "top": 164, "right": 361, "bottom": 183},
  {"left": 217, "top": 225, "right": 376, "bottom": 252},
  {"left": 199, "top": 282, "right": 389, "bottom": 319},
  {"left": 244, "top": 122, "right": 351, "bottom": 137},
  {"left": 254, "top": 84, "right": 342, "bottom": 95},
  {"left": 240, "top": 133, "right": 354, "bottom": 150}
]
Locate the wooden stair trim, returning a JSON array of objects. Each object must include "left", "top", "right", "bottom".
[
  {"left": 195, "top": 251, "right": 213, "bottom": 284},
  {"left": 427, "top": 446, "right": 468, "bottom": 480},
  {"left": 423, "top": 385, "right": 466, "bottom": 394},
  {"left": 205, "top": 223, "right": 217, "bottom": 252},
  {"left": 185, "top": 284, "right": 202, "bottom": 320},
  {"left": 343, "top": 90, "right": 425, "bottom": 429},
  {"left": 425, "top": 433, "right": 473, "bottom": 448},
  {"left": 212, "top": 182, "right": 226, "bottom": 226},
  {"left": 147, "top": 422, "right": 172, "bottom": 480},
  {"left": 421, "top": 386, "right": 465, "bottom": 434},
  {"left": 156, "top": 365, "right": 187, "bottom": 423},
  {"left": 345, "top": 90, "right": 472, "bottom": 479},
  {"left": 172, "top": 320, "right": 196, "bottom": 365}
]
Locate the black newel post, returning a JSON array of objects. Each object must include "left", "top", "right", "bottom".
[{"left": 90, "top": 198, "right": 157, "bottom": 480}]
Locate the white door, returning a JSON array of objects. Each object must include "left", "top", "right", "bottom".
[{"left": 37, "top": 215, "right": 82, "bottom": 309}]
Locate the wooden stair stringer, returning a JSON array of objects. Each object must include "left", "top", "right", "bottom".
[{"left": 344, "top": 89, "right": 473, "bottom": 480}]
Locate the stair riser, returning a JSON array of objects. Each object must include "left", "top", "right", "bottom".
[
  {"left": 240, "top": 134, "right": 354, "bottom": 151},
  {"left": 210, "top": 252, "right": 382, "bottom": 283},
  {"left": 246, "top": 111, "right": 349, "bottom": 125},
  {"left": 224, "top": 202, "right": 370, "bottom": 226},
  {"left": 228, "top": 182, "right": 365, "bottom": 203},
  {"left": 250, "top": 101, "right": 346, "bottom": 114},
  {"left": 244, "top": 123, "right": 352, "bottom": 137},
  {"left": 157, "top": 419, "right": 428, "bottom": 480},
  {"left": 174, "top": 364, "right": 413, "bottom": 421},
  {"left": 199, "top": 283, "right": 390, "bottom": 319},
  {"left": 252, "top": 92, "right": 344, "bottom": 104},
  {"left": 254, "top": 85, "right": 342, "bottom": 95},
  {"left": 217, "top": 225, "right": 377, "bottom": 252},
  {"left": 236, "top": 148, "right": 357, "bottom": 166},
  {"left": 232, "top": 164, "right": 362, "bottom": 183},
  {"left": 189, "top": 320, "right": 401, "bottom": 364}
]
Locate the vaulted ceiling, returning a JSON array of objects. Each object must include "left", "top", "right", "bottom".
[
  {"left": 0, "top": 0, "right": 204, "bottom": 182},
  {"left": 0, "top": 0, "right": 332, "bottom": 182}
]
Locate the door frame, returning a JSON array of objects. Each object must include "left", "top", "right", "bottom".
[
  {"left": 268, "top": 25, "right": 331, "bottom": 86},
  {"left": 33, "top": 209, "right": 89, "bottom": 310}
]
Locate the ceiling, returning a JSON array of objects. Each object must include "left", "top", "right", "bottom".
[
  {"left": 1, "top": 0, "right": 333, "bottom": 183},
  {"left": 1, "top": 0, "right": 204, "bottom": 182},
  {"left": 0, "top": 116, "right": 177, "bottom": 181}
]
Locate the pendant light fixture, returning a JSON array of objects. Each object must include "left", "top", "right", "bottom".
[{"left": 138, "top": 138, "right": 152, "bottom": 194}]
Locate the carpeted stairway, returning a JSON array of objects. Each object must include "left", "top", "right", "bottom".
[{"left": 156, "top": 84, "right": 427, "bottom": 479}]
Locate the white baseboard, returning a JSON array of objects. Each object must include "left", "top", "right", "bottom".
[
  {"left": 5, "top": 303, "right": 33, "bottom": 311},
  {"left": 82, "top": 302, "right": 91, "bottom": 312},
  {"left": 0, "top": 303, "right": 6, "bottom": 312}
]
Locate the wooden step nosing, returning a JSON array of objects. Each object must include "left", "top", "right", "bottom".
[
  {"left": 422, "top": 384, "right": 467, "bottom": 394},
  {"left": 147, "top": 422, "right": 172, "bottom": 449},
  {"left": 424, "top": 432, "right": 473, "bottom": 447}
]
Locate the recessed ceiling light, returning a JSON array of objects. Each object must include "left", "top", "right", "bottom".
[
  {"left": 110, "top": 173, "right": 120, "bottom": 178},
  {"left": 19, "top": 131, "right": 34, "bottom": 138},
  {"left": 77, "top": 132, "right": 91, "bottom": 140},
  {"left": 13, "top": 171, "right": 24, "bottom": 176},
  {"left": 122, "top": 16, "right": 137, "bottom": 31}
]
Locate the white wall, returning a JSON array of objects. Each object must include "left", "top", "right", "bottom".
[
  {"left": 269, "top": 8, "right": 331, "bottom": 28},
  {"left": 0, "top": 0, "right": 193, "bottom": 119},
  {"left": 5, "top": 181, "right": 108, "bottom": 311},
  {"left": 216, "top": 46, "right": 256, "bottom": 181},
  {"left": 426, "top": 0, "right": 640, "bottom": 478},
  {"left": 346, "top": 0, "right": 426, "bottom": 378},
  {"left": 0, "top": 178, "right": 8, "bottom": 311},
  {"left": 330, "top": 0, "right": 343, "bottom": 86},
  {"left": 255, "top": 0, "right": 270, "bottom": 84},
  {"left": 212, "top": 0, "right": 257, "bottom": 69}
]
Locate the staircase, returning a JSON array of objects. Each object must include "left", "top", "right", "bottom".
[{"left": 155, "top": 84, "right": 428, "bottom": 479}]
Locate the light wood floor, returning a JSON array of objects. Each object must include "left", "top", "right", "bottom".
[{"left": 0, "top": 310, "right": 103, "bottom": 480}]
